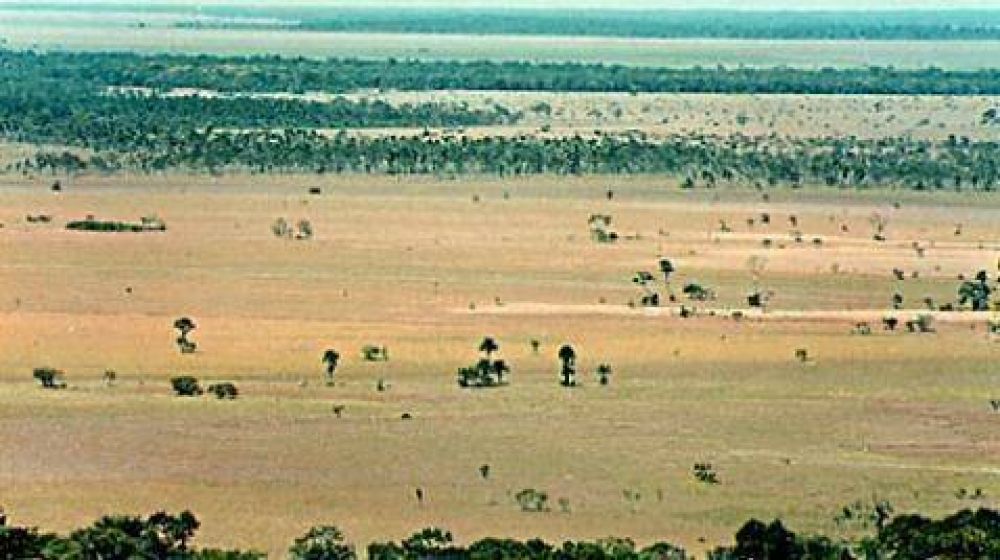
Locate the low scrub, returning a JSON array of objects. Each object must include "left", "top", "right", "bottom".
[{"left": 66, "top": 216, "right": 166, "bottom": 233}]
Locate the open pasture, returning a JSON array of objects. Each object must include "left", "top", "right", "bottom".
[
  {"left": 1, "top": 174, "right": 998, "bottom": 556},
  {"left": 330, "top": 92, "right": 1000, "bottom": 142}
]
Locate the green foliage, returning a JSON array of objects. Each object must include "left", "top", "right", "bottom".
[
  {"left": 207, "top": 383, "right": 239, "bottom": 400},
  {"left": 1, "top": 510, "right": 261, "bottom": 560},
  {"left": 65, "top": 217, "right": 166, "bottom": 233},
  {"left": 3, "top": 50, "right": 1000, "bottom": 188},
  {"left": 693, "top": 463, "right": 720, "bottom": 485},
  {"left": 0, "top": 525, "right": 57, "bottom": 560},
  {"left": 32, "top": 367, "right": 66, "bottom": 389},
  {"left": 459, "top": 339, "right": 510, "bottom": 388},
  {"left": 361, "top": 345, "right": 389, "bottom": 362},
  {"left": 515, "top": 489, "right": 549, "bottom": 512},
  {"left": 289, "top": 526, "right": 356, "bottom": 560},
  {"left": 864, "top": 508, "right": 1000, "bottom": 559},
  {"left": 7, "top": 49, "right": 1000, "bottom": 96},
  {"left": 171, "top": 376, "right": 203, "bottom": 397},
  {"left": 682, "top": 284, "right": 715, "bottom": 301},
  {"left": 171, "top": 8, "right": 1000, "bottom": 41},
  {"left": 957, "top": 271, "right": 994, "bottom": 311},
  {"left": 6, "top": 506, "right": 1000, "bottom": 560},
  {"left": 711, "top": 518, "right": 849, "bottom": 560},
  {"left": 596, "top": 363, "right": 613, "bottom": 386}
]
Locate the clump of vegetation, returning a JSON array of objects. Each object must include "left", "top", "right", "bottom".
[
  {"left": 361, "top": 345, "right": 389, "bottom": 362},
  {"left": 632, "top": 271, "right": 660, "bottom": 307},
  {"left": 957, "top": 270, "right": 994, "bottom": 311},
  {"left": 905, "top": 314, "right": 935, "bottom": 333},
  {"left": 834, "top": 498, "right": 896, "bottom": 531},
  {"left": 588, "top": 214, "right": 619, "bottom": 243},
  {"left": 683, "top": 283, "right": 715, "bottom": 301},
  {"left": 322, "top": 349, "right": 341, "bottom": 386},
  {"left": 595, "top": 363, "right": 613, "bottom": 386},
  {"left": 0, "top": 509, "right": 263, "bottom": 559},
  {"left": 170, "top": 376, "right": 203, "bottom": 397},
  {"left": 4, "top": 504, "right": 1000, "bottom": 560},
  {"left": 173, "top": 317, "right": 198, "bottom": 354},
  {"left": 514, "top": 488, "right": 549, "bottom": 512},
  {"left": 558, "top": 344, "right": 577, "bottom": 387},
  {"left": 288, "top": 525, "right": 355, "bottom": 560},
  {"left": 32, "top": 367, "right": 66, "bottom": 389},
  {"left": 66, "top": 215, "right": 166, "bottom": 232},
  {"left": 271, "top": 218, "right": 313, "bottom": 240},
  {"left": 457, "top": 337, "right": 510, "bottom": 388},
  {"left": 207, "top": 382, "right": 238, "bottom": 400},
  {"left": 693, "top": 463, "right": 720, "bottom": 484}
]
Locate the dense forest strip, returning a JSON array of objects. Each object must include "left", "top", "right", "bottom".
[
  {"left": 3, "top": 506, "right": 999, "bottom": 559},
  {"left": 2, "top": 48, "right": 998, "bottom": 188},
  {"left": 16, "top": 130, "right": 1000, "bottom": 192},
  {"left": 0, "top": 90, "right": 517, "bottom": 148},
  {"left": 6, "top": 4, "right": 1000, "bottom": 40},
  {"left": 5, "top": 49, "right": 1000, "bottom": 95},
  {"left": 178, "top": 9, "right": 1000, "bottom": 41}
]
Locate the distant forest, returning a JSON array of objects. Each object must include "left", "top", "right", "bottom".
[
  {"left": 4, "top": 50, "right": 1000, "bottom": 95},
  {"left": 4, "top": 4, "right": 1000, "bottom": 40},
  {"left": 2, "top": 49, "right": 998, "bottom": 189},
  {"left": 175, "top": 8, "right": 1000, "bottom": 41}
]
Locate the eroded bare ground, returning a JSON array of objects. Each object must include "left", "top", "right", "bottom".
[{"left": 1, "top": 174, "right": 998, "bottom": 555}]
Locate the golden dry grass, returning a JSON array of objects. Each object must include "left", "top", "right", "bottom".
[{"left": 1, "top": 173, "right": 999, "bottom": 556}]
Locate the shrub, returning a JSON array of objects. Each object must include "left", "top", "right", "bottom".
[
  {"left": 32, "top": 367, "right": 66, "bottom": 389},
  {"left": 207, "top": 383, "right": 238, "bottom": 400},
  {"left": 65, "top": 217, "right": 165, "bottom": 232},
  {"left": 515, "top": 489, "right": 549, "bottom": 512},
  {"left": 171, "top": 376, "right": 203, "bottom": 397},
  {"left": 289, "top": 526, "right": 356, "bottom": 560},
  {"left": 693, "top": 463, "right": 720, "bottom": 484}
]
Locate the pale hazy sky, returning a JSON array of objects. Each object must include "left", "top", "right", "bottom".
[{"left": 5, "top": 0, "right": 1000, "bottom": 9}]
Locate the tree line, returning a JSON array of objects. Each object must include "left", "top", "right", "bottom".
[
  {"left": 16, "top": 130, "right": 1000, "bottom": 192},
  {"left": 0, "top": 87, "right": 515, "bottom": 152},
  {"left": 210, "top": 9, "right": 1000, "bottom": 41},
  {"left": 5, "top": 49, "right": 1000, "bottom": 95},
  {"left": 2, "top": 506, "right": 998, "bottom": 559}
]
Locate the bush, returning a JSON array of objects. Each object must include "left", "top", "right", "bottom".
[
  {"left": 32, "top": 367, "right": 66, "bottom": 389},
  {"left": 207, "top": 383, "right": 238, "bottom": 400},
  {"left": 515, "top": 489, "right": 549, "bottom": 512},
  {"left": 171, "top": 376, "right": 203, "bottom": 397},
  {"left": 289, "top": 526, "right": 356, "bottom": 560},
  {"left": 65, "top": 217, "right": 166, "bottom": 232}
]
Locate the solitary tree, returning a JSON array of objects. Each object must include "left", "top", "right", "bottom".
[
  {"left": 33, "top": 367, "right": 66, "bottom": 389},
  {"left": 596, "top": 363, "right": 613, "bottom": 386},
  {"left": 173, "top": 317, "right": 197, "bottom": 354},
  {"left": 558, "top": 345, "right": 577, "bottom": 387},
  {"left": 479, "top": 337, "right": 499, "bottom": 358},
  {"left": 491, "top": 359, "right": 510, "bottom": 385},
  {"left": 289, "top": 526, "right": 356, "bottom": 560},
  {"left": 170, "top": 376, "right": 202, "bottom": 397},
  {"left": 322, "top": 349, "right": 341, "bottom": 386}
]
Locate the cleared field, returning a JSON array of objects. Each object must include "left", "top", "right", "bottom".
[
  {"left": 2, "top": 11, "right": 1000, "bottom": 69},
  {"left": 103, "top": 88, "right": 1000, "bottom": 142},
  {"left": 1, "top": 174, "right": 998, "bottom": 556},
  {"left": 331, "top": 92, "right": 1000, "bottom": 142}
]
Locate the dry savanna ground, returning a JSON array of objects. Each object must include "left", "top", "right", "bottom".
[
  {"left": 127, "top": 89, "right": 1000, "bottom": 142},
  {"left": 1, "top": 173, "right": 999, "bottom": 556}
]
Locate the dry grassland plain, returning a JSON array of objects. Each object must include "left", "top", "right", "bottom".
[
  {"left": 2, "top": 7, "right": 1000, "bottom": 556},
  {"left": 1, "top": 171, "right": 999, "bottom": 556}
]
